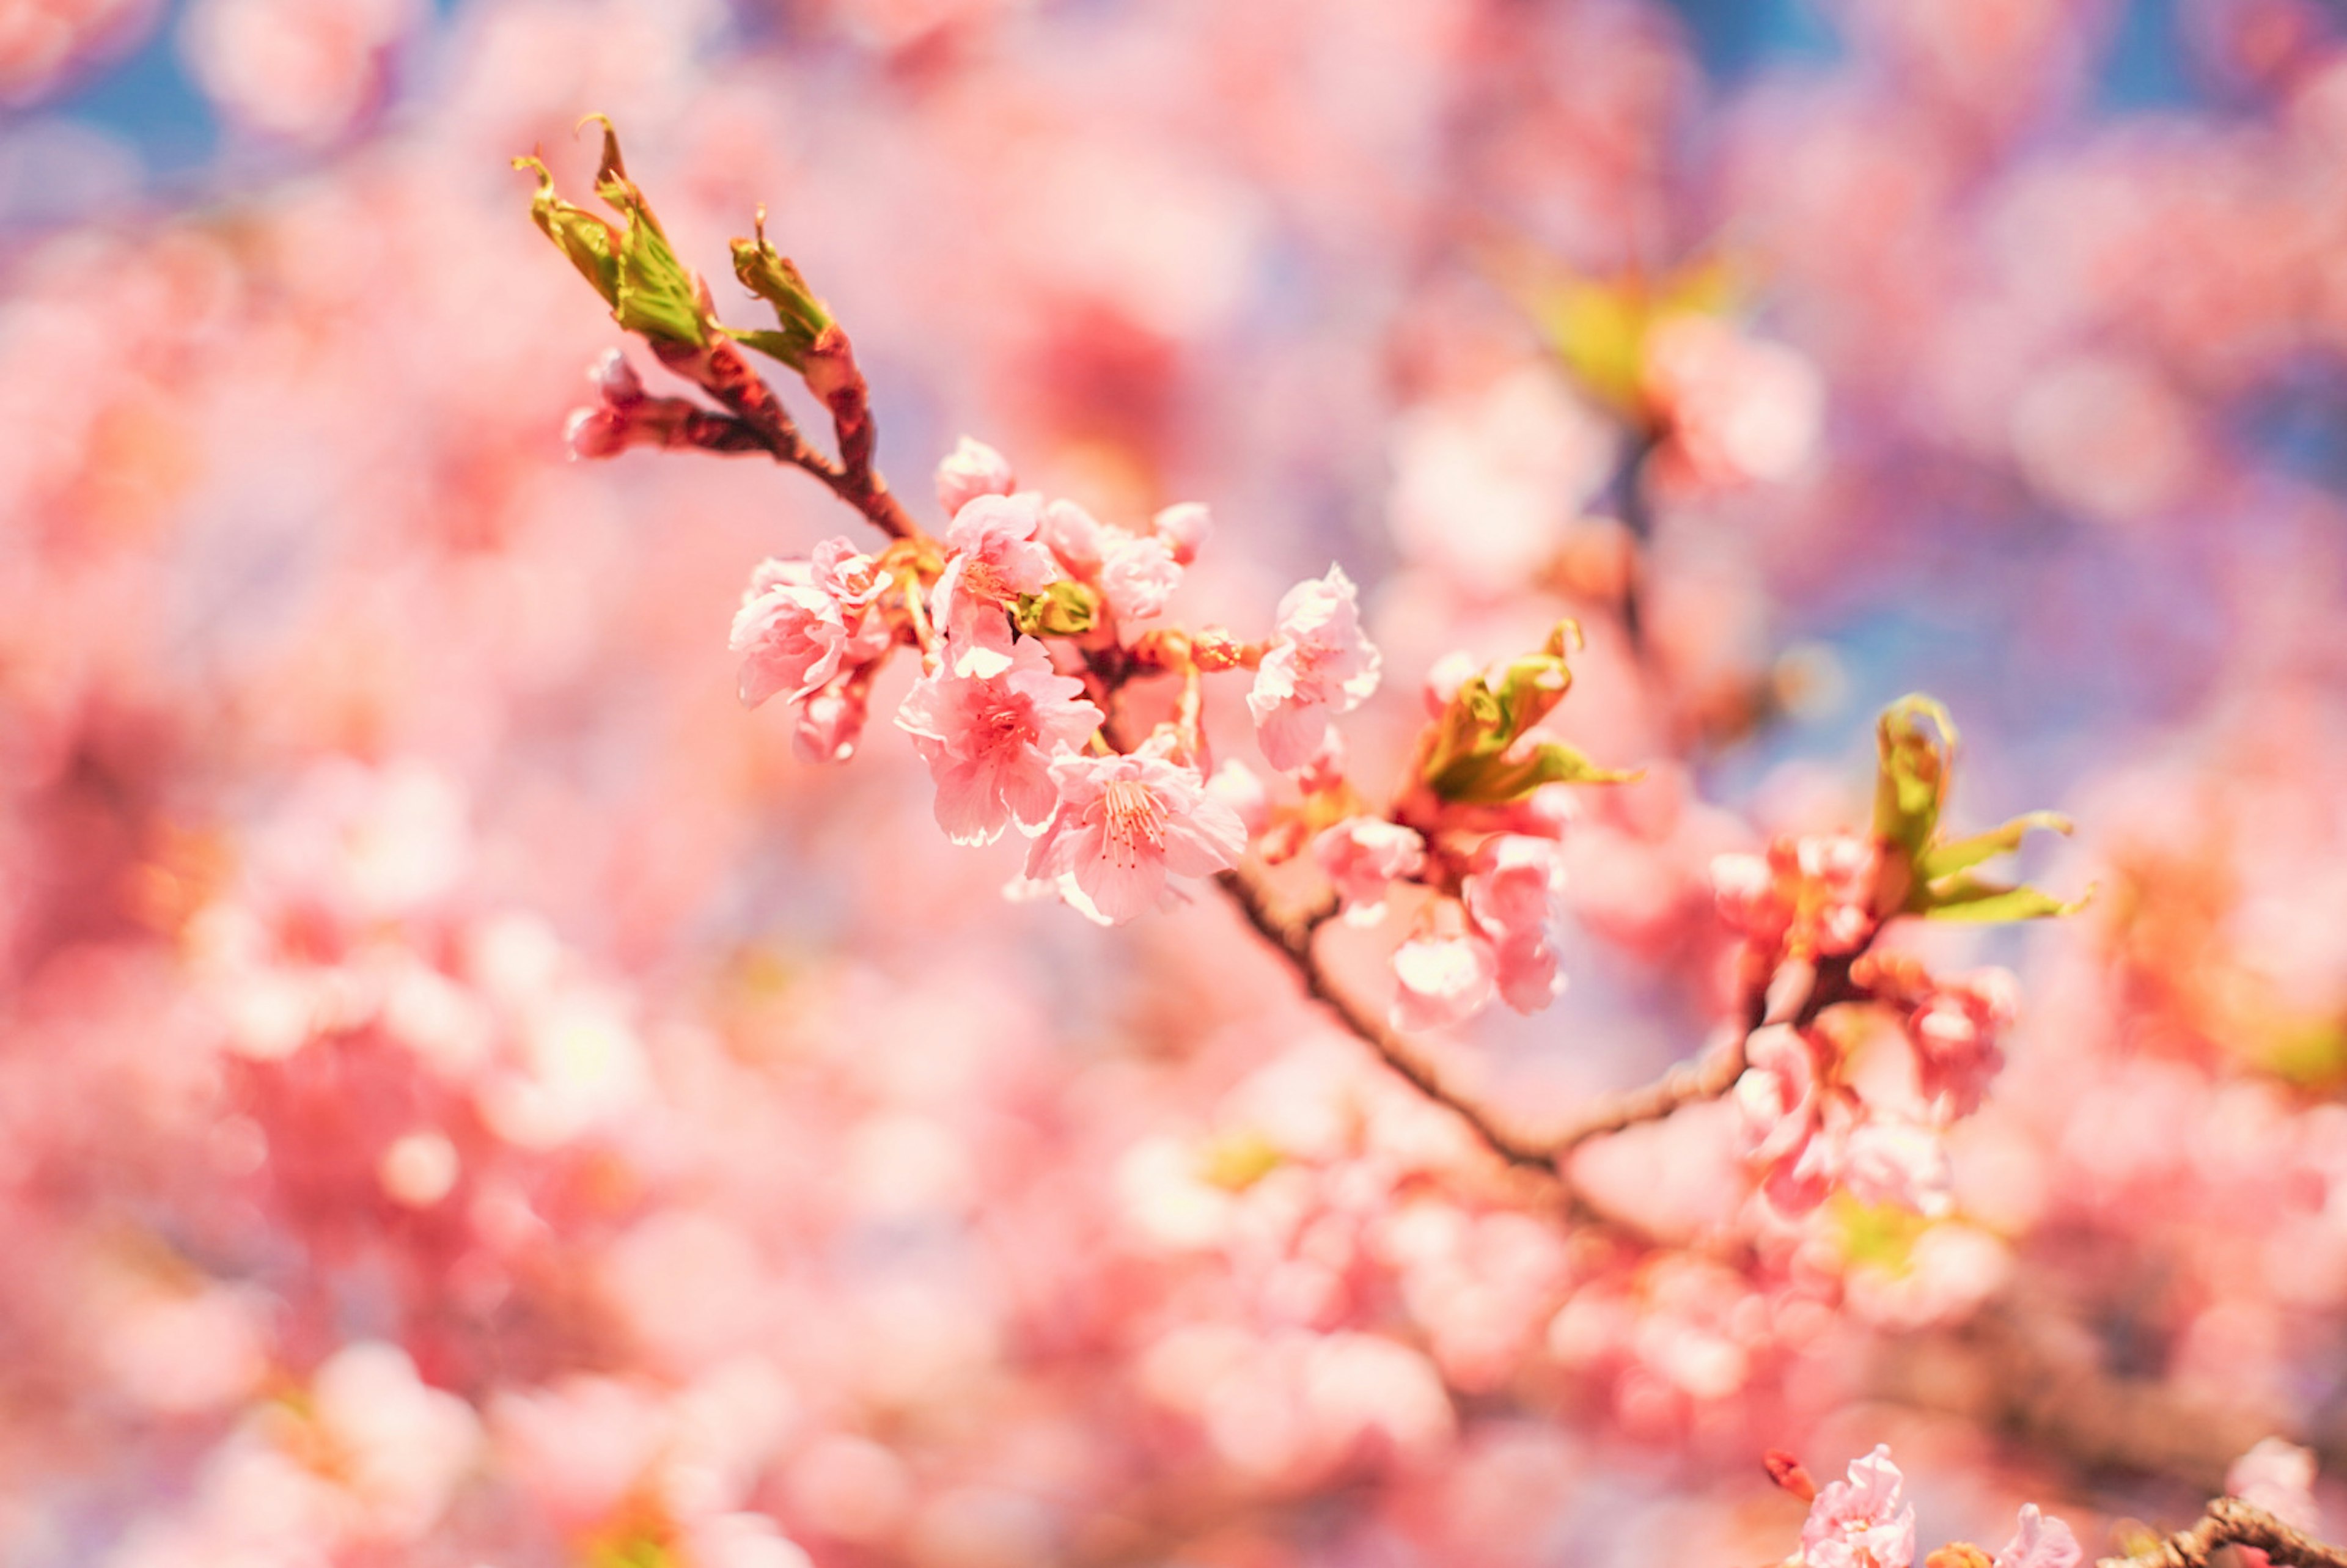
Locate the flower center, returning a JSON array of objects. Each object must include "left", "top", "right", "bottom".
[
  {"left": 1101, "top": 778, "right": 1167, "bottom": 868},
  {"left": 961, "top": 558, "right": 1012, "bottom": 606}
]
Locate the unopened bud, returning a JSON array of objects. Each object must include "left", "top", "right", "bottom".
[
  {"left": 1763, "top": 1449, "right": 1817, "bottom": 1503},
  {"left": 564, "top": 405, "right": 628, "bottom": 461},
  {"left": 1191, "top": 626, "right": 1247, "bottom": 672},
  {"left": 590, "top": 347, "right": 645, "bottom": 405},
  {"left": 1925, "top": 1547, "right": 1993, "bottom": 1568},
  {"left": 937, "top": 436, "right": 1016, "bottom": 517}
]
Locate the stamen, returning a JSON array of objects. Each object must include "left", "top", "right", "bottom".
[{"left": 1101, "top": 779, "right": 1167, "bottom": 869}]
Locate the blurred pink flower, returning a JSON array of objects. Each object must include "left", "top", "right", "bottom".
[
  {"left": 1100, "top": 533, "right": 1183, "bottom": 625},
  {"left": 1461, "top": 835, "right": 1568, "bottom": 1013},
  {"left": 1314, "top": 816, "right": 1426, "bottom": 927},
  {"left": 1391, "top": 931, "right": 1497, "bottom": 1031},
  {"left": 1994, "top": 1504, "right": 2082, "bottom": 1568},
  {"left": 2228, "top": 1437, "right": 2321, "bottom": 1533}
]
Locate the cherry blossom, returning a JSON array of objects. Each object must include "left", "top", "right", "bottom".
[
  {"left": 935, "top": 436, "right": 1016, "bottom": 516},
  {"left": 1248, "top": 565, "right": 1382, "bottom": 771},
  {"left": 729, "top": 540, "right": 893, "bottom": 709},
  {"left": 1313, "top": 816, "right": 1427, "bottom": 926},
  {"left": 933, "top": 492, "right": 1062, "bottom": 678},
  {"left": 1798, "top": 1445, "right": 1916, "bottom": 1568},
  {"left": 1023, "top": 751, "right": 1247, "bottom": 923},
  {"left": 895, "top": 637, "right": 1103, "bottom": 844}
]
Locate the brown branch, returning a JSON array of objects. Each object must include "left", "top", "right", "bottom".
[
  {"left": 1547, "top": 1030, "right": 1749, "bottom": 1156},
  {"left": 1867, "top": 1291, "right": 2274, "bottom": 1494},
  {"left": 1214, "top": 863, "right": 1560, "bottom": 1172},
  {"left": 2099, "top": 1501, "right": 2347, "bottom": 1568},
  {"left": 651, "top": 336, "right": 919, "bottom": 541}
]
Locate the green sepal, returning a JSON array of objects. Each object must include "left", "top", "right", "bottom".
[
  {"left": 516, "top": 117, "right": 710, "bottom": 346},
  {"left": 1015, "top": 581, "right": 1098, "bottom": 637},
  {"left": 1917, "top": 876, "right": 2093, "bottom": 923},
  {"left": 513, "top": 153, "right": 620, "bottom": 306},
  {"left": 1915, "top": 810, "right": 2072, "bottom": 886},
  {"left": 1423, "top": 622, "right": 1636, "bottom": 803},
  {"left": 1437, "top": 739, "right": 1642, "bottom": 806},
  {"left": 730, "top": 210, "right": 833, "bottom": 370},
  {"left": 1873, "top": 694, "right": 1957, "bottom": 860},
  {"left": 586, "top": 118, "right": 710, "bottom": 346}
]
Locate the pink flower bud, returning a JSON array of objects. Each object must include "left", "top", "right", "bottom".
[
  {"left": 935, "top": 436, "right": 1016, "bottom": 516},
  {"left": 565, "top": 405, "right": 628, "bottom": 461},
  {"left": 590, "top": 347, "right": 645, "bottom": 405}
]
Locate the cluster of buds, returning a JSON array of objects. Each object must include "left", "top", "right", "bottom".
[{"left": 1712, "top": 699, "right": 2084, "bottom": 1217}]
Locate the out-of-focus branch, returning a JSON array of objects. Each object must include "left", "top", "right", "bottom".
[
  {"left": 2098, "top": 1501, "right": 2347, "bottom": 1568},
  {"left": 1868, "top": 1293, "right": 2275, "bottom": 1495}
]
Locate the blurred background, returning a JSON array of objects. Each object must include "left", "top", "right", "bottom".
[{"left": 10, "top": 1, "right": 2347, "bottom": 1566}]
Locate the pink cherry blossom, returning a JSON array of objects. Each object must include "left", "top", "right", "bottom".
[
  {"left": 1461, "top": 835, "right": 1568, "bottom": 1013},
  {"left": 935, "top": 436, "right": 1016, "bottom": 516},
  {"left": 795, "top": 665, "right": 877, "bottom": 763},
  {"left": 1099, "top": 533, "right": 1183, "bottom": 625},
  {"left": 1907, "top": 969, "right": 2019, "bottom": 1119},
  {"left": 895, "top": 637, "right": 1103, "bottom": 845},
  {"left": 1390, "top": 932, "right": 1497, "bottom": 1031},
  {"left": 1799, "top": 1446, "right": 1917, "bottom": 1568},
  {"left": 1023, "top": 752, "right": 1246, "bottom": 924},
  {"left": 1993, "top": 1505, "right": 2082, "bottom": 1568},
  {"left": 729, "top": 540, "right": 893, "bottom": 709},
  {"left": 1838, "top": 1117, "right": 1952, "bottom": 1217},
  {"left": 1313, "top": 817, "right": 1427, "bottom": 927},
  {"left": 1248, "top": 565, "right": 1381, "bottom": 771},
  {"left": 1038, "top": 496, "right": 1112, "bottom": 577},
  {"left": 1151, "top": 501, "right": 1212, "bottom": 565},
  {"left": 933, "top": 493, "right": 1062, "bottom": 679}
]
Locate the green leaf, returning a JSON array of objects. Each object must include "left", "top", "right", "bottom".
[
  {"left": 1873, "top": 694, "right": 1957, "bottom": 857},
  {"left": 1422, "top": 624, "right": 1629, "bottom": 804},
  {"left": 1915, "top": 810, "right": 2073, "bottom": 885},
  {"left": 1919, "top": 876, "right": 2093, "bottom": 923}
]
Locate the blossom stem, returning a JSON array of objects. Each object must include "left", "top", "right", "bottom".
[{"left": 650, "top": 337, "right": 920, "bottom": 541}]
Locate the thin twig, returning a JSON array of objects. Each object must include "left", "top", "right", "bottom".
[
  {"left": 1213, "top": 864, "right": 1559, "bottom": 1171},
  {"left": 2098, "top": 1500, "right": 2347, "bottom": 1568}
]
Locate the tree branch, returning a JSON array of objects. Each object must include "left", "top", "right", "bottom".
[
  {"left": 651, "top": 337, "right": 918, "bottom": 541},
  {"left": 2099, "top": 1501, "right": 2347, "bottom": 1568},
  {"left": 1214, "top": 863, "right": 1560, "bottom": 1173}
]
